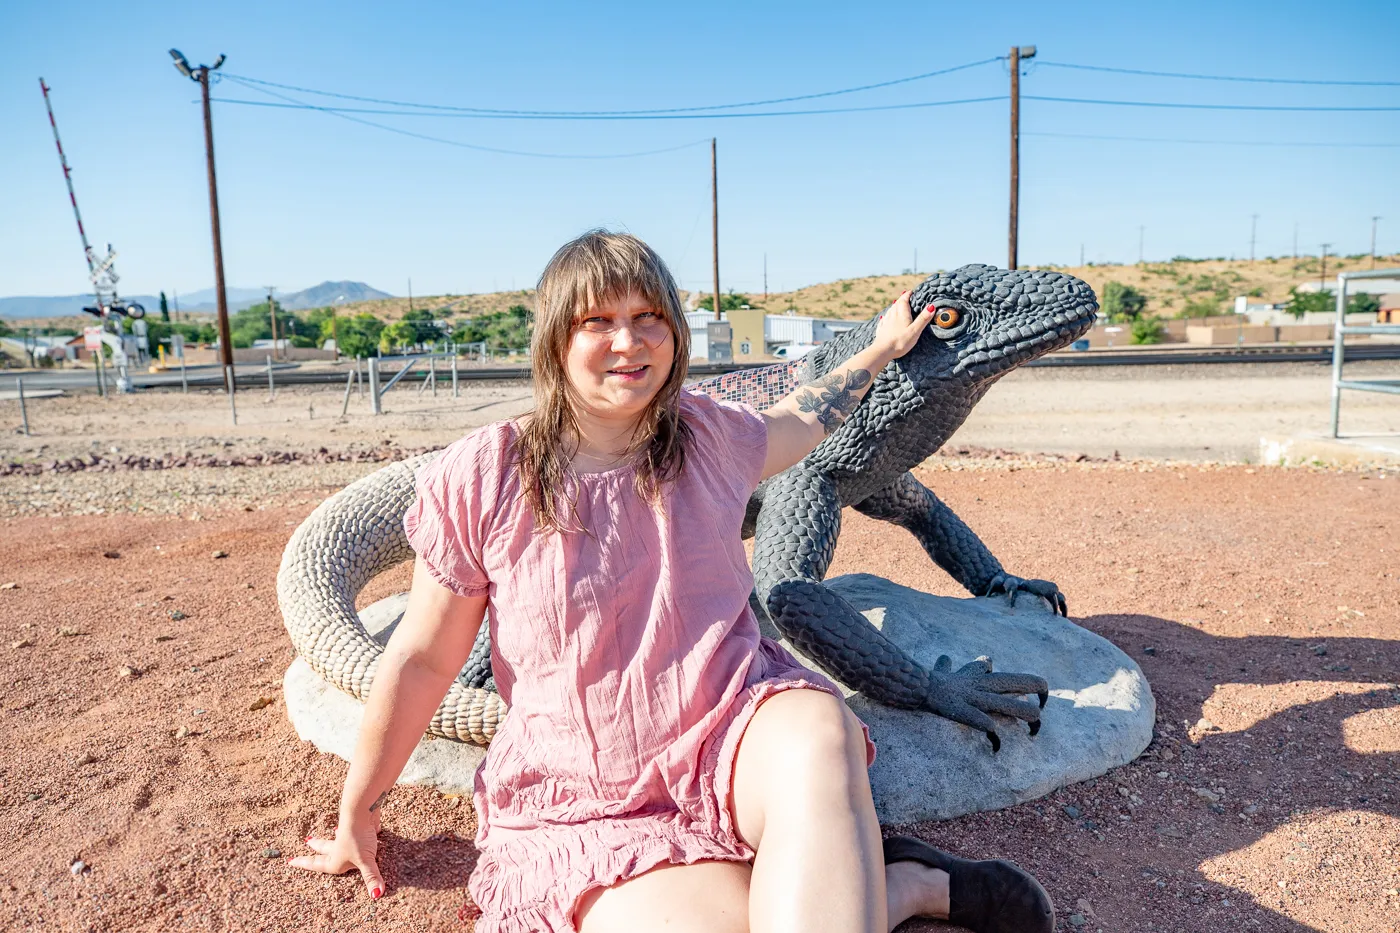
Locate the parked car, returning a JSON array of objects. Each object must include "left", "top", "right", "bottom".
[{"left": 773, "top": 343, "right": 819, "bottom": 360}]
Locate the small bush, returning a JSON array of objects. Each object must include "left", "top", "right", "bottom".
[
  {"left": 1101, "top": 281, "right": 1147, "bottom": 322},
  {"left": 1285, "top": 287, "right": 1332, "bottom": 319},
  {"left": 1130, "top": 318, "right": 1166, "bottom": 344}
]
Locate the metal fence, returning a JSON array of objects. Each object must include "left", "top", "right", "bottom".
[{"left": 1330, "top": 267, "right": 1400, "bottom": 437}]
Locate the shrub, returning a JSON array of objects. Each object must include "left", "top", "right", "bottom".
[
  {"left": 335, "top": 313, "right": 385, "bottom": 358},
  {"left": 1130, "top": 318, "right": 1166, "bottom": 345},
  {"left": 1101, "top": 282, "right": 1147, "bottom": 322},
  {"left": 695, "top": 291, "right": 754, "bottom": 313},
  {"left": 1348, "top": 292, "right": 1381, "bottom": 316},
  {"left": 1285, "top": 287, "right": 1332, "bottom": 319}
]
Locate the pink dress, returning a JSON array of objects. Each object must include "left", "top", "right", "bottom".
[{"left": 403, "top": 388, "right": 876, "bottom": 933}]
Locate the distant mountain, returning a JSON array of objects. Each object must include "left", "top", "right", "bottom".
[
  {"left": 0, "top": 281, "right": 391, "bottom": 318},
  {"left": 280, "top": 281, "right": 393, "bottom": 309}
]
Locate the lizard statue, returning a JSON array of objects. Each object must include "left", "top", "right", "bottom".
[{"left": 277, "top": 263, "right": 1098, "bottom": 752}]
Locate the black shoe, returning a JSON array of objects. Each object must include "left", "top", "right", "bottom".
[{"left": 882, "top": 835, "right": 1055, "bottom": 933}]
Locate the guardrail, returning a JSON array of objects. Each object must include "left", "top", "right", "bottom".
[{"left": 1329, "top": 268, "right": 1400, "bottom": 438}]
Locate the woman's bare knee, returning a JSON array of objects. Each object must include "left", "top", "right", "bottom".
[
  {"left": 574, "top": 859, "right": 750, "bottom": 933},
  {"left": 732, "top": 689, "right": 870, "bottom": 847}
]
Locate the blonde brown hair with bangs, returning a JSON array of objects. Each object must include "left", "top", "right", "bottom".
[{"left": 516, "top": 230, "right": 693, "bottom": 531}]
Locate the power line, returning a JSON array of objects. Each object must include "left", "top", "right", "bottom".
[
  {"left": 219, "top": 58, "right": 1003, "bottom": 117},
  {"left": 1025, "top": 95, "right": 1400, "bottom": 112},
  {"left": 1036, "top": 60, "right": 1400, "bottom": 87},
  {"left": 219, "top": 76, "right": 710, "bottom": 159},
  {"left": 1024, "top": 131, "right": 1400, "bottom": 148},
  {"left": 210, "top": 91, "right": 1010, "bottom": 120}
]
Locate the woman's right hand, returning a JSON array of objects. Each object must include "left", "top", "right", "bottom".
[{"left": 290, "top": 815, "right": 385, "bottom": 899}]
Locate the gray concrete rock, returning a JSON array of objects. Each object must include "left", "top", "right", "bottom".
[
  {"left": 285, "top": 575, "right": 1155, "bottom": 821},
  {"left": 282, "top": 592, "right": 486, "bottom": 796},
  {"left": 802, "top": 574, "right": 1155, "bottom": 823}
]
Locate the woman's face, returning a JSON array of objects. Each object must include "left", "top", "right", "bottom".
[{"left": 564, "top": 290, "right": 676, "bottom": 424}]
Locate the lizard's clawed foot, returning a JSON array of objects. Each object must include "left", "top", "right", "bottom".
[
  {"left": 927, "top": 654, "right": 1049, "bottom": 752},
  {"left": 985, "top": 573, "right": 1068, "bottom": 617}
]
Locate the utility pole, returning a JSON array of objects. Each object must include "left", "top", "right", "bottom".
[
  {"left": 1008, "top": 45, "right": 1035, "bottom": 270},
  {"left": 265, "top": 287, "right": 278, "bottom": 360},
  {"left": 1372, "top": 216, "right": 1382, "bottom": 269},
  {"left": 1250, "top": 214, "right": 1258, "bottom": 264},
  {"left": 1079, "top": 243, "right": 1085, "bottom": 267},
  {"left": 1320, "top": 243, "right": 1331, "bottom": 287},
  {"left": 763, "top": 253, "right": 768, "bottom": 303},
  {"left": 408, "top": 278, "right": 413, "bottom": 315},
  {"left": 1138, "top": 226, "right": 1145, "bottom": 264},
  {"left": 711, "top": 138, "right": 721, "bottom": 321},
  {"left": 170, "top": 49, "right": 234, "bottom": 394},
  {"left": 913, "top": 248, "right": 918, "bottom": 274}
]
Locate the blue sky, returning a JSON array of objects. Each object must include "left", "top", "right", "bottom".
[{"left": 2, "top": 0, "right": 1397, "bottom": 300}]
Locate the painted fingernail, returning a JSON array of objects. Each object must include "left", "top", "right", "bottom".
[
  {"left": 372, "top": 887, "right": 383, "bottom": 900},
  {"left": 304, "top": 836, "right": 312, "bottom": 843}
]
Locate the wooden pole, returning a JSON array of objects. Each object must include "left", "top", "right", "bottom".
[
  {"left": 1008, "top": 46, "right": 1021, "bottom": 271},
  {"left": 712, "top": 138, "right": 721, "bottom": 321},
  {"left": 200, "top": 68, "right": 235, "bottom": 393}
]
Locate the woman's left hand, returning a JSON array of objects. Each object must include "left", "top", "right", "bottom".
[{"left": 872, "top": 291, "right": 935, "bottom": 360}]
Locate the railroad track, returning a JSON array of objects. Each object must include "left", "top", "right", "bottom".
[{"left": 5, "top": 342, "right": 1399, "bottom": 392}]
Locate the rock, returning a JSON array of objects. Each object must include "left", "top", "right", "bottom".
[
  {"left": 10, "top": 638, "right": 34, "bottom": 650},
  {"left": 174, "top": 726, "right": 190, "bottom": 740},
  {"left": 117, "top": 665, "right": 139, "bottom": 679},
  {"left": 26, "top": 792, "right": 42, "bottom": 801},
  {"left": 76, "top": 753, "right": 96, "bottom": 766},
  {"left": 58, "top": 627, "right": 84, "bottom": 637},
  {"left": 289, "top": 578, "right": 1155, "bottom": 821},
  {"left": 248, "top": 696, "right": 275, "bottom": 711},
  {"left": 1312, "top": 644, "right": 1328, "bottom": 656},
  {"left": 168, "top": 610, "right": 186, "bottom": 621},
  {"left": 154, "top": 635, "right": 175, "bottom": 642},
  {"left": 1193, "top": 787, "right": 1221, "bottom": 802},
  {"left": 70, "top": 860, "right": 86, "bottom": 875},
  {"left": 1063, "top": 805, "right": 1082, "bottom": 819},
  {"left": 780, "top": 575, "right": 1156, "bottom": 822},
  {"left": 212, "top": 550, "right": 228, "bottom": 559},
  {"left": 1142, "top": 646, "right": 1156, "bottom": 656},
  {"left": 103, "top": 551, "right": 120, "bottom": 559},
  {"left": 1, "top": 582, "right": 18, "bottom": 590},
  {"left": 1069, "top": 914, "right": 1087, "bottom": 927},
  {"left": 260, "top": 847, "right": 280, "bottom": 859}
]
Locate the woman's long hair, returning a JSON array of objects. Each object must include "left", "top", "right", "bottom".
[{"left": 516, "top": 230, "right": 693, "bottom": 531}]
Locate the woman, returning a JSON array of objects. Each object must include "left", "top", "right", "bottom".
[{"left": 290, "top": 231, "right": 1054, "bottom": 933}]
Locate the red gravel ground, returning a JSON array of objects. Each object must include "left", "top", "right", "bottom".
[{"left": 1, "top": 463, "right": 1397, "bottom": 932}]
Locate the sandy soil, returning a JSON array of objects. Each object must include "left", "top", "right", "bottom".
[{"left": 1, "top": 457, "right": 1397, "bottom": 932}]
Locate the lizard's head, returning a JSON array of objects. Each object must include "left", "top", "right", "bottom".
[{"left": 902, "top": 264, "right": 1098, "bottom": 387}]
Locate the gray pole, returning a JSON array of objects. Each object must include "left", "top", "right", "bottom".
[
  {"left": 198, "top": 67, "right": 236, "bottom": 394},
  {"left": 340, "top": 368, "right": 355, "bottom": 417},
  {"left": 1372, "top": 216, "right": 1382, "bottom": 269},
  {"left": 266, "top": 353, "right": 275, "bottom": 398},
  {"left": 1250, "top": 214, "right": 1258, "bottom": 264},
  {"left": 94, "top": 346, "right": 105, "bottom": 397},
  {"left": 369, "top": 357, "right": 382, "bottom": 414},
  {"left": 17, "top": 377, "right": 30, "bottom": 436},
  {"left": 430, "top": 355, "right": 437, "bottom": 398},
  {"left": 180, "top": 356, "right": 188, "bottom": 394},
  {"left": 225, "top": 364, "right": 238, "bottom": 425},
  {"left": 1330, "top": 273, "right": 1347, "bottom": 437},
  {"left": 451, "top": 351, "right": 459, "bottom": 398}
]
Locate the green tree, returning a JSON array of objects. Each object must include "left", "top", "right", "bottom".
[
  {"left": 1101, "top": 281, "right": 1147, "bottom": 323},
  {"left": 229, "top": 301, "right": 302, "bottom": 348},
  {"left": 335, "top": 313, "right": 385, "bottom": 358},
  {"left": 1347, "top": 292, "right": 1381, "bottom": 317},
  {"left": 1130, "top": 318, "right": 1166, "bottom": 345},
  {"left": 159, "top": 291, "right": 170, "bottom": 322},
  {"left": 452, "top": 304, "right": 534, "bottom": 351},
  {"left": 0, "top": 319, "right": 12, "bottom": 338},
  {"left": 694, "top": 291, "right": 754, "bottom": 313},
  {"left": 1285, "top": 287, "right": 1333, "bottom": 319}
]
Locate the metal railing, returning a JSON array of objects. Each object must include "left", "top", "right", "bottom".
[
  {"left": 366, "top": 352, "right": 465, "bottom": 415},
  {"left": 1330, "top": 267, "right": 1400, "bottom": 437}
]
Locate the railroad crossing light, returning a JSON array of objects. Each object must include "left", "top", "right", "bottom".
[
  {"left": 1019, "top": 46, "right": 1037, "bottom": 59},
  {"left": 169, "top": 49, "right": 193, "bottom": 78},
  {"left": 211, "top": 54, "right": 225, "bottom": 70}
]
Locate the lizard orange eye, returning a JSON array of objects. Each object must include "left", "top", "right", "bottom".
[{"left": 933, "top": 307, "right": 961, "bottom": 329}]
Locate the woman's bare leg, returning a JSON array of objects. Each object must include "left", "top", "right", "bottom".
[
  {"left": 730, "top": 688, "right": 950, "bottom": 933},
  {"left": 574, "top": 859, "right": 751, "bottom": 933}
]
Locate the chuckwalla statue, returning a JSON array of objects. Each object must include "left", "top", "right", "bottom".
[{"left": 277, "top": 263, "right": 1099, "bottom": 753}]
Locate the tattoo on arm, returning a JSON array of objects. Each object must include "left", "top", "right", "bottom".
[
  {"left": 794, "top": 369, "right": 871, "bottom": 434},
  {"left": 368, "top": 789, "right": 390, "bottom": 813}
]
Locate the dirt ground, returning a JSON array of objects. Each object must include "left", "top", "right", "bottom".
[{"left": 1, "top": 366, "right": 1398, "bottom": 932}]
